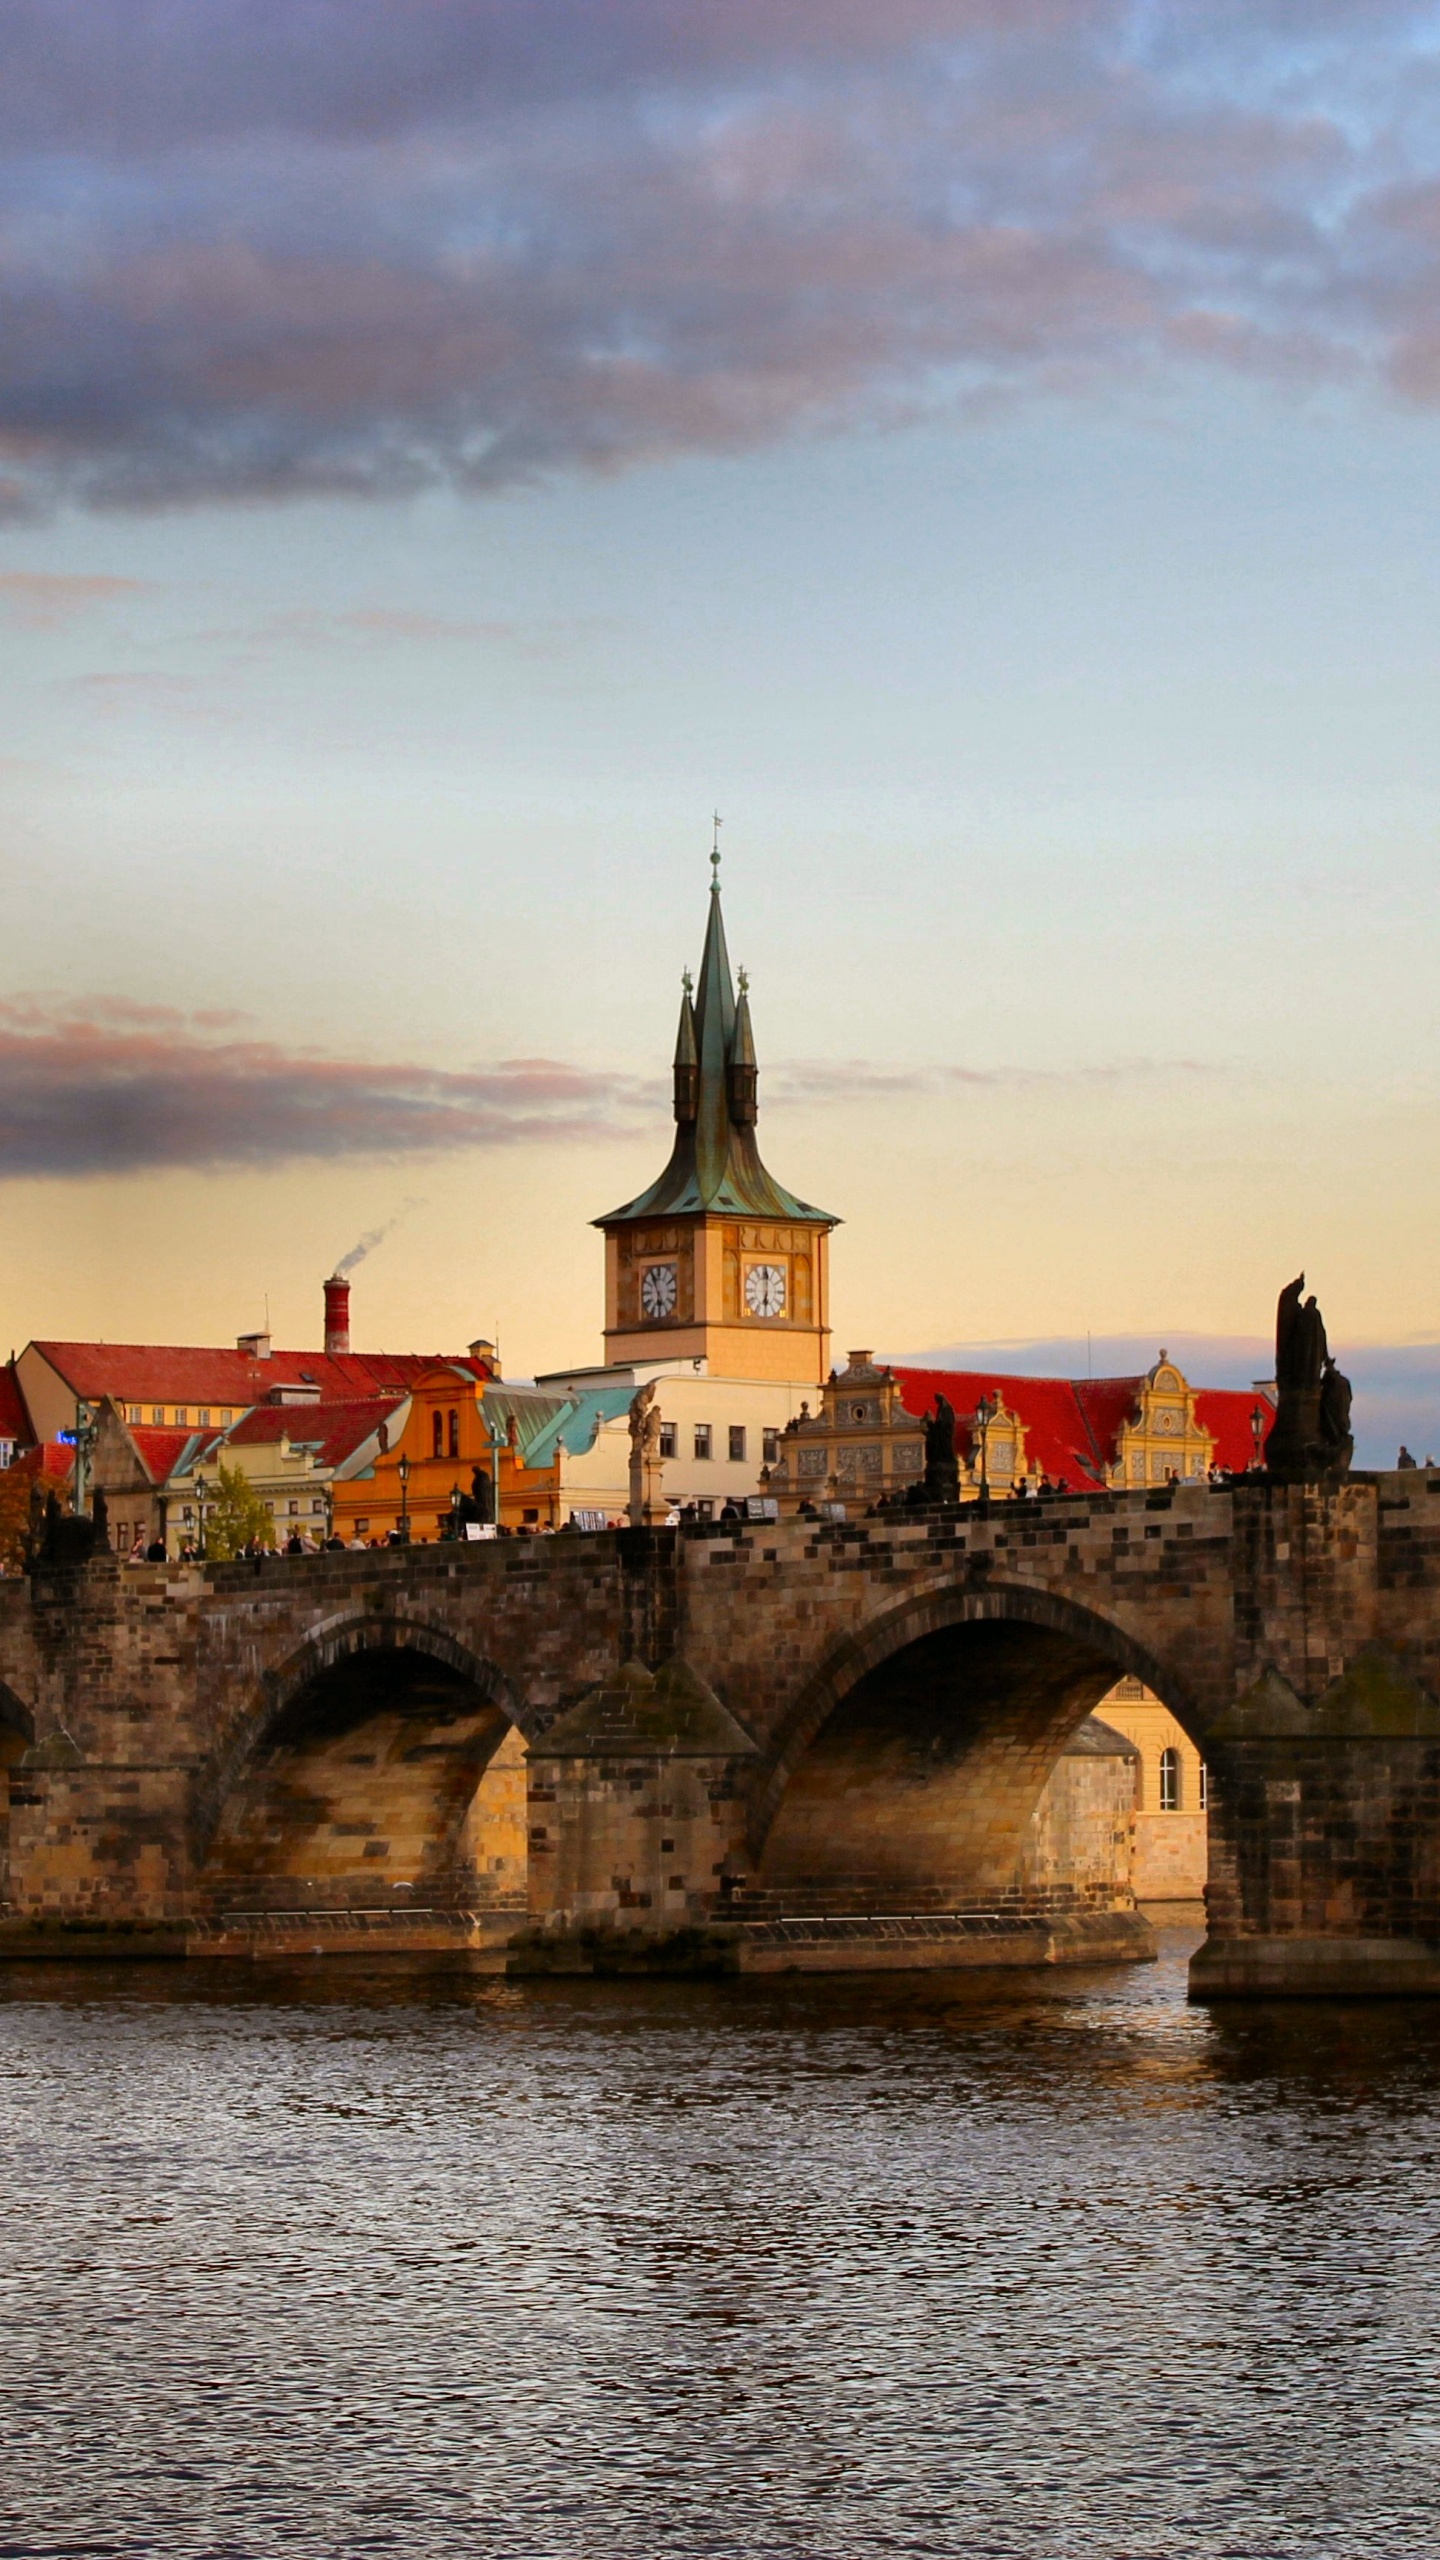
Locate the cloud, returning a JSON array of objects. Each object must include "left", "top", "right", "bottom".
[
  {"left": 767, "top": 1057, "right": 1215, "bottom": 1106},
  {"left": 0, "top": 3, "right": 1438, "bottom": 512},
  {"left": 0, "top": 994, "right": 1212, "bottom": 1176},
  {"left": 0, "top": 571, "right": 153, "bottom": 625},
  {"left": 0, "top": 998, "right": 656, "bottom": 1175},
  {"left": 234, "top": 604, "right": 601, "bottom": 653}
]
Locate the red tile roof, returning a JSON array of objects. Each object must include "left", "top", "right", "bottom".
[
  {"left": 29, "top": 1341, "right": 470, "bottom": 1406},
  {"left": 13, "top": 1440, "right": 74, "bottom": 1484},
  {"left": 0, "top": 1364, "right": 32, "bottom": 1445},
  {"left": 226, "top": 1396, "right": 407, "bottom": 1468},
  {"left": 1194, "top": 1388, "right": 1269, "bottom": 1473},
  {"left": 128, "top": 1426, "right": 225, "bottom": 1482},
  {"left": 892, "top": 1365, "right": 1270, "bottom": 1488}
]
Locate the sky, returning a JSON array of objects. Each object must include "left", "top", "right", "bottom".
[{"left": 2, "top": 0, "right": 1440, "bottom": 1461}]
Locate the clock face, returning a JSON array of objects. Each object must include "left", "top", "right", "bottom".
[
  {"left": 640, "top": 1261, "right": 678, "bottom": 1320},
  {"left": 744, "top": 1262, "right": 787, "bottom": 1319}
]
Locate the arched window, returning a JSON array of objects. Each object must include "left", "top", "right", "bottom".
[
  {"left": 1159, "top": 1746, "right": 1181, "bottom": 1812},
  {"left": 448, "top": 1409, "right": 459, "bottom": 1458},
  {"left": 432, "top": 1410, "right": 444, "bottom": 1458}
]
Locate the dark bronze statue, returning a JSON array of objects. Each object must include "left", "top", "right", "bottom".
[
  {"left": 1265, "top": 1273, "right": 1353, "bottom": 1482},
  {"left": 921, "top": 1394, "right": 960, "bottom": 1506}
]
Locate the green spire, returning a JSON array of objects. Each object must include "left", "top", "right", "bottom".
[{"left": 597, "top": 841, "right": 837, "bottom": 1230}]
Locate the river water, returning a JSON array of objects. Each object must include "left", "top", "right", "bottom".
[{"left": 1, "top": 1921, "right": 1438, "bottom": 2558}]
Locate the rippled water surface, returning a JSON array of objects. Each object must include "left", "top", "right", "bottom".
[{"left": 3, "top": 1923, "right": 1440, "bottom": 2556}]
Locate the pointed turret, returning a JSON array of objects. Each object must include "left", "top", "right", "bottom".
[
  {"left": 727, "top": 968, "right": 757, "bottom": 1127},
  {"left": 672, "top": 971, "right": 698, "bottom": 1124}
]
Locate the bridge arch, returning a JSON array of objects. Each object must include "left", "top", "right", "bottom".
[
  {"left": 195, "top": 1611, "right": 530, "bottom": 1918},
  {"left": 749, "top": 1575, "right": 1198, "bottom": 1917}
]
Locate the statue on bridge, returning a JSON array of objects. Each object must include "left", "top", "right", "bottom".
[
  {"left": 628, "top": 1381, "right": 668, "bottom": 1527},
  {"left": 1265, "top": 1273, "right": 1354, "bottom": 1482},
  {"left": 917, "top": 1393, "right": 960, "bottom": 1507}
]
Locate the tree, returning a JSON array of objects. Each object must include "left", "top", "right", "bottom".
[
  {"left": 204, "top": 1463, "right": 275, "bottom": 1561},
  {"left": 0, "top": 1453, "right": 70, "bottom": 1575}
]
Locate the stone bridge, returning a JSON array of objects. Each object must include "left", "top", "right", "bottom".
[{"left": 4, "top": 1472, "right": 1440, "bottom": 1994}]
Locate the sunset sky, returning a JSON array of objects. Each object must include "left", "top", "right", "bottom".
[{"left": 3, "top": 1, "right": 1440, "bottom": 1459}]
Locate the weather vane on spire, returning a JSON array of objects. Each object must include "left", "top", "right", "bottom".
[{"left": 711, "top": 808, "right": 722, "bottom": 881}]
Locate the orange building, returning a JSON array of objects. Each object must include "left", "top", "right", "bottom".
[{"left": 329, "top": 1360, "right": 564, "bottom": 1543}]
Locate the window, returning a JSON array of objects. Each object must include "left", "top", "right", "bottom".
[
  {"left": 1198, "top": 1762, "right": 1208, "bottom": 1810},
  {"left": 288, "top": 1500, "right": 299, "bottom": 1516},
  {"left": 729, "top": 1425, "right": 747, "bottom": 1463},
  {"left": 1159, "top": 1746, "right": 1181, "bottom": 1812},
  {"left": 151, "top": 1407, "right": 164, "bottom": 1425},
  {"left": 448, "top": 1409, "right": 460, "bottom": 1459},
  {"left": 221, "top": 1409, "right": 233, "bottom": 1426},
  {"left": 198, "top": 1409, "right": 210, "bottom": 1426},
  {"left": 176, "top": 1408, "right": 187, "bottom": 1425},
  {"left": 694, "top": 1424, "right": 712, "bottom": 1461},
  {"left": 312, "top": 1498, "right": 325, "bottom": 1513},
  {"left": 432, "top": 1410, "right": 444, "bottom": 1457},
  {"left": 129, "top": 1407, "right": 141, "bottom": 1425},
  {"left": 659, "top": 1423, "right": 677, "bottom": 1459},
  {"left": 693, "top": 1498, "right": 714, "bottom": 1521},
  {"left": 762, "top": 1428, "right": 779, "bottom": 1466},
  {"left": 355, "top": 1519, "right": 369, "bottom": 1535}
]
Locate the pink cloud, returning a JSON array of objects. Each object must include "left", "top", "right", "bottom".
[
  {"left": 0, "top": 571, "right": 154, "bottom": 626},
  {"left": 0, "top": 998, "right": 658, "bottom": 1175}
]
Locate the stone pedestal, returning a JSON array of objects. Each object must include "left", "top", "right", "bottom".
[{"left": 628, "top": 1451, "right": 667, "bottom": 1528}]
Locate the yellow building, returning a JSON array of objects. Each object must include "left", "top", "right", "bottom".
[
  {"left": 594, "top": 849, "right": 838, "bottom": 1388},
  {"left": 1094, "top": 1678, "right": 1208, "bottom": 1901}
]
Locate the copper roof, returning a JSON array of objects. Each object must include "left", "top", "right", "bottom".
[{"left": 598, "top": 860, "right": 837, "bottom": 1229}]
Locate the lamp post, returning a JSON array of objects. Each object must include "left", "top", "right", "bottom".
[
  {"left": 1250, "top": 1403, "right": 1267, "bottom": 1472},
  {"left": 397, "top": 1451, "right": 412, "bottom": 1545},
  {"left": 194, "top": 1472, "right": 208, "bottom": 1561},
  {"left": 480, "top": 1400, "right": 507, "bottom": 1530},
  {"left": 973, "top": 1393, "right": 996, "bottom": 1509},
  {"left": 449, "top": 1480, "right": 464, "bottom": 1541}
]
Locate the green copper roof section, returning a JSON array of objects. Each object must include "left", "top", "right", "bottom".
[{"left": 598, "top": 853, "right": 839, "bottom": 1229}]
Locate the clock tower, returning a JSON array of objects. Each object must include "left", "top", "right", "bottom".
[{"left": 596, "top": 850, "right": 838, "bottom": 1383}]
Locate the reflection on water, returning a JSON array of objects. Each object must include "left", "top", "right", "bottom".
[{"left": 2, "top": 1922, "right": 1439, "bottom": 2556}]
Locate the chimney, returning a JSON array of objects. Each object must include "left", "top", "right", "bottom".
[
  {"left": 237, "top": 1330, "right": 271, "bottom": 1361},
  {"left": 324, "top": 1274, "right": 351, "bottom": 1357}
]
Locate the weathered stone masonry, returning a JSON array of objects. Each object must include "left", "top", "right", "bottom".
[{"left": 4, "top": 1474, "right": 1440, "bottom": 1992}]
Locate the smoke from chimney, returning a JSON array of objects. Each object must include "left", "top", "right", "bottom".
[{"left": 324, "top": 1275, "right": 351, "bottom": 1356}]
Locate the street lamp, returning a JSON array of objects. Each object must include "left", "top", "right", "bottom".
[
  {"left": 449, "top": 1480, "right": 464, "bottom": 1541},
  {"left": 1250, "top": 1404, "right": 1267, "bottom": 1472},
  {"left": 194, "top": 1472, "right": 208, "bottom": 1560},
  {"left": 396, "top": 1451, "right": 412, "bottom": 1545},
  {"left": 973, "top": 1393, "right": 996, "bottom": 1509}
]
